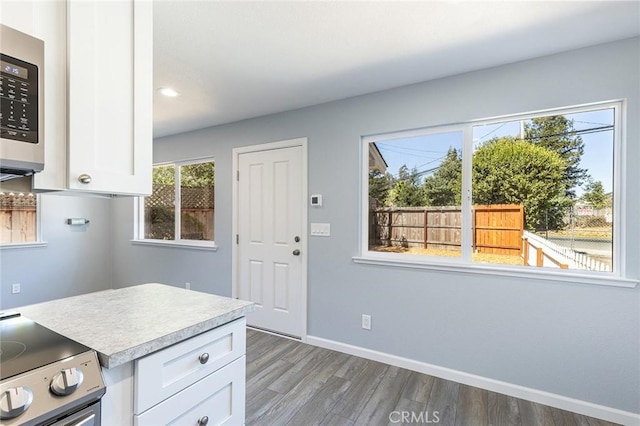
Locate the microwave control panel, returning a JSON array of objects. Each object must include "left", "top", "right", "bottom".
[{"left": 0, "top": 53, "right": 39, "bottom": 144}]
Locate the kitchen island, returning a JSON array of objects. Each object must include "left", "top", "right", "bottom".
[{"left": 18, "top": 283, "right": 255, "bottom": 425}]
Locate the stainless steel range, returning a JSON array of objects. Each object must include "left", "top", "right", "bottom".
[{"left": 0, "top": 313, "right": 105, "bottom": 425}]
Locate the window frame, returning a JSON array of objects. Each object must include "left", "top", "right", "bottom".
[
  {"left": 134, "top": 157, "right": 216, "bottom": 250},
  {"left": 356, "top": 100, "right": 636, "bottom": 287}
]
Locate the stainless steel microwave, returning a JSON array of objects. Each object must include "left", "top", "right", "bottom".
[{"left": 0, "top": 24, "right": 44, "bottom": 181}]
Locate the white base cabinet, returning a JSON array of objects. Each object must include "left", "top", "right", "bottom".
[
  {"left": 101, "top": 362, "right": 135, "bottom": 426},
  {"left": 134, "top": 356, "right": 245, "bottom": 426},
  {"left": 101, "top": 319, "right": 247, "bottom": 426}
]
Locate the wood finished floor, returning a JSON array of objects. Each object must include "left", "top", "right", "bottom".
[{"left": 245, "top": 329, "right": 619, "bottom": 426}]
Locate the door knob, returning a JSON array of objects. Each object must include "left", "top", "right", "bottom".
[{"left": 293, "top": 249, "right": 301, "bottom": 256}]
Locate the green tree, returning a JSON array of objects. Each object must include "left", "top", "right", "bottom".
[
  {"left": 151, "top": 162, "right": 215, "bottom": 187},
  {"left": 152, "top": 164, "right": 175, "bottom": 185},
  {"left": 422, "top": 147, "right": 462, "bottom": 206},
  {"left": 581, "top": 178, "right": 609, "bottom": 209},
  {"left": 388, "top": 180, "right": 425, "bottom": 206},
  {"left": 388, "top": 165, "right": 425, "bottom": 207},
  {"left": 473, "top": 137, "right": 567, "bottom": 230},
  {"left": 525, "top": 115, "right": 587, "bottom": 198},
  {"left": 181, "top": 162, "right": 215, "bottom": 187},
  {"left": 369, "top": 169, "right": 393, "bottom": 206}
]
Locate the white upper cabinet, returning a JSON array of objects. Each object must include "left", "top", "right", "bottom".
[
  {"left": 2, "top": 0, "right": 152, "bottom": 195},
  {"left": 0, "top": 1, "right": 68, "bottom": 191},
  {"left": 66, "top": 0, "right": 152, "bottom": 195}
]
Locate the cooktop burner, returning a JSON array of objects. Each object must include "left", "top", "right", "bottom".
[
  {"left": 0, "top": 314, "right": 90, "bottom": 381},
  {"left": 0, "top": 340, "right": 28, "bottom": 363}
]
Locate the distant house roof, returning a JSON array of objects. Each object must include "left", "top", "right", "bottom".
[{"left": 369, "top": 143, "right": 388, "bottom": 173}]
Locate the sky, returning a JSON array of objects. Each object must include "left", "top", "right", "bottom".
[{"left": 375, "top": 107, "right": 615, "bottom": 198}]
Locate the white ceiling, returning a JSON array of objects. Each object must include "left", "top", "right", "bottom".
[{"left": 153, "top": 1, "right": 640, "bottom": 138}]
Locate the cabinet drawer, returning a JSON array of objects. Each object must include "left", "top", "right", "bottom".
[
  {"left": 134, "top": 318, "right": 246, "bottom": 414},
  {"left": 134, "top": 355, "right": 246, "bottom": 426}
]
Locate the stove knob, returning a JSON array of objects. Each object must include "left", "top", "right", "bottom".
[
  {"left": 50, "top": 368, "right": 84, "bottom": 396},
  {"left": 0, "top": 386, "right": 33, "bottom": 419}
]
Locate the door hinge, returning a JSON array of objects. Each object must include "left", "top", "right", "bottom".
[
  {"left": 237, "top": 171, "right": 239, "bottom": 181},
  {"left": 236, "top": 234, "right": 239, "bottom": 244}
]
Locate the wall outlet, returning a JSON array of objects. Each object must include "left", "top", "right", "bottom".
[
  {"left": 362, "top": 314, "right": 371, "bottom": 330},
  {"left": 11, "top": 283, "right": 21, "bottom": 294},
  {"left": 185, "top": 282, "right": 191, "bottom": 290}
]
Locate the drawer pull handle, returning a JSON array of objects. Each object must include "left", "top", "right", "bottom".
[
  {"left": 198, "top": 353, "right": 210, "bottom": 364},
  {"left": 198, "top": 416, "right": 209, "bottom": 425}
]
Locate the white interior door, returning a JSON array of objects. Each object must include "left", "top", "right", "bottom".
[{"left": 237, "top": 145, "right": 304, "bottom": 337}]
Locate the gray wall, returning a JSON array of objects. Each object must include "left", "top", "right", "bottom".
[
  {"left": 114, "top": 37, "right": 640, "bottom": 413},
  {"left": 0, "top": 193, "right": 113, "bottom": 309},
  {"left": 110, "top": 196, "right": 231, "bottom": 295}
]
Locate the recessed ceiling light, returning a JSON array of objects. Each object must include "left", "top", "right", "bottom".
[{"left": 159, "top": 87, "right": 179, "bottom": 97}]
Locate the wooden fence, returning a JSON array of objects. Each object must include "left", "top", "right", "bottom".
[
  {"left": 473, "top": 204, "right": 524, "bottom": 255},
  {"left": 181, "top": 209, "right": 214, "bottom": 240},
  {"left": 145, "top": 184, "right": 215, "bottom": 240},
  {"left": 1, "top": 193, "right": 37, "bottom": 244},
  {"left": 370, "top": 204, "right": 523, "bottom": 255}
]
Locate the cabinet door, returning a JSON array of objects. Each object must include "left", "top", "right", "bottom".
[
  {"left": 134, "top": 356, "right": 246, "bottom": 426},
  {"left": 67, "top": 0, "right": 152, "bottom": 195}
]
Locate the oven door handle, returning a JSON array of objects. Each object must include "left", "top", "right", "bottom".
[{"left": 64, "top": 412, "right": 96, "bottom": 426}]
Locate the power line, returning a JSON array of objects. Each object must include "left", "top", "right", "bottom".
[
  {"left": 573, "top": 119, "right": 612, "bottom": 127},
  {"left": 376, "top": 144, "right": 449, "bottom": 161},
  {"left": 414, "top": 154, "right": 448, "bottom": 170},
  {"left": 521, "top": 125, "right": 613, "bottom": 142},
  {"left": 474, "top": 122, "right": 507, "bottom": 143},
  {"left": 473, "top": 124, "right": 613, "bottom": 147},
  {"left": 377, "top": 145, "right": 445, "bottom": 160},
  {"left": 388, "top": 155, "right": 449, "bottom": 182},
  {"left": 379, "top": 124, "right": 613, "bottom": 183},
  {"left": 376, "top": 142, "right": 451, "bottom": 155}
]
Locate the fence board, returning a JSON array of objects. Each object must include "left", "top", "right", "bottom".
[
  {"left": 181, "top": 209, "right": 214, "bottom": 240},
  {"left": 1, "top": 191, "right": 37, "bottom": 244},
  {"left": 0, "top": 208, "right": 37, "bottom": 244},
  {"left": 371, "top": 204, "right": 522, "bottom": 255}
]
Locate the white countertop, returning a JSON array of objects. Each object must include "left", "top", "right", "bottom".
[{"left": 18, "top": 283, "right": 255, "bottom": 368}]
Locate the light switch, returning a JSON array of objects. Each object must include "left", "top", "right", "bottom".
[{"left": 310, "top": 223, "right": 330, "bottom": 236}]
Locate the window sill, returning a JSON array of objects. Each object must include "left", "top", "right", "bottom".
[
  {"left": 352, "top": 255, "right": 638, "bottom": 288},
  {"left": 0, "top": 242, "right": 48, "bottom": 250},
  {"left": 131, "top": 239, "right": 217, "bottom": 251}
]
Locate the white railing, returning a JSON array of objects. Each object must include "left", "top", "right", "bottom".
[{"left": 522, "top": 231, "right": 611, "bottom": 272}]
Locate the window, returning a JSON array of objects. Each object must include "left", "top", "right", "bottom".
[
  {"left": 139, "top": 159, "right": 215, "bottom": 246},
  {"left": 363, "top": 102, "right": 622, "bottom": 278},
  {"left": 0, "top": 191, "right": 38, "bottom": 244}
]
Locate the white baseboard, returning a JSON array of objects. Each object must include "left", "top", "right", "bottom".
[{"left": 306, "top": 335, "right": 639, "bottom": 426}]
